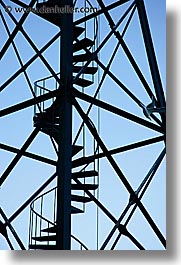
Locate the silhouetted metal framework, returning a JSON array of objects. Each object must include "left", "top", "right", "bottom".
[{"left": 0, "top": 0, "right": 166, "bottom": 250}]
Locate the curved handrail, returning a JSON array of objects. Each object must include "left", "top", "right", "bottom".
[
  {"left": 30, "top": 203, "right": 55, "bottom": 227},
  {"left": 31, "top": 186, "right": 57, "bottom": 204},
  {"left": 71, "top": 235, "right": 89, "bottom": 250},
  {"left": 29, "top": 185, "right": 89, "bottom": 250},
  {"left": 34, "top": 72, "right": 60, "bottom": 85},
  {"left": 30, "top": 186, "right": 57, "bottom": 226}
]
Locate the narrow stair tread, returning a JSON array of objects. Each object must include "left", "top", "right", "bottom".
[
  {"left": 72, "top": 156, "right": 95, "bottom": 168},
  {"left": 41, "top": 226, "right": 57, "bottom": 233},
  {"left": 73, "top": 27, "right": 85, "bottom": 39},
  {"left": 32, "top": 235, "right": 56, "bottom": 242},
  {"left": 29, "top": 244, "right": 56, "bottom": 250},
  {"left": 71, "top": 194, "right": 92, "bottom": 203},
  {"left": 72, "top": 145, "right": 83, "bottom": 156},
  {"left": 71, "top": 183, "right": 99, "bottom": 190},
  {"left": 73, "top": 53, "right": 96, "bottom": 63},
  {"left": 72, "top": 170, "right": 98, "bottom": 178},
  {"left": 73, "top": 38, "right": 94, "bottom": 52},
  {"left": 74, "top": 77, "right": 93, "bottom": 87},
  {"left": 71, "top": 206, "right": 84, "bottom": 214},
  {"left": 73, "top": 65, "right": 98, "bottom": 74}
]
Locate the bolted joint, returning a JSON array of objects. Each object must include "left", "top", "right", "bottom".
[
  {"left": 118, "top": 224, "right": 128, "bottom": 236},
  {"left": 129, "top": 191, "right": 138, "bottom": 206},
  {"left": 113, "top": 30, "right": 121, "bottom": 41}
]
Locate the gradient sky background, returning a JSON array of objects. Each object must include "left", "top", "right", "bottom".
[{"left": 0, "top": 0, "right": 166, "bottom": 250}]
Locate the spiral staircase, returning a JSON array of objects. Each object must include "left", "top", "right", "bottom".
[{"left": 28, "top": 0, "right": 99, "bottom": 250}]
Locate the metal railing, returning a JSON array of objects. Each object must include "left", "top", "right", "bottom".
[{"left": 29, "top": 186, "right": 89, "bottom": 250}]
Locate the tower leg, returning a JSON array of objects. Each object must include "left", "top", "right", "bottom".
[{"left": 56, "top": 0, "right": 73, "bottom": 250}]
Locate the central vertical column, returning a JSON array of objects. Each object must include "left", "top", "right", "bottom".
[{"left": 56, "top": 0, "right": 73, "bottom": 250}]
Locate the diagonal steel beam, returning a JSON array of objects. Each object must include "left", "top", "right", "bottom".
[
  {"left": 70, "top": 170, "right": 145, "bottom": 251},
  {"left": 0, "top": 143, "right": 56, "bottom": 166},
  {"left": 73, "top": 98, "right": 166, "bottom": 248},
  {"left": 0, "top": 1, "right": 131, "bottom": 94},
  {"left": 97, "top": 0, "right": 155, "bottom": 100},
  {"left": 0, "top": 10, "right": 42, "bottom": 113},
  {"left": 136, "top": 0, "right": 166, "bottom": 122},
  {"left": 121, "top": 4, "right": 137, "bottom": 37},
  {"left": 125, "top": 149, "right": 166, "bottom": 227},
  {"left": 0, "top": 208, "right": 26, "bottom": 250},
  {"left": 127, "top": 231, "right": 145, "bottom": 249},
  {"left": 73, "top": 18, "right": 161, "bottom": 125},
  {"left": 0, "top": 1, "right": 60, "bottom": 85},
  {"left": 0, "top": 128, "right": 39, "bottom": 187},
  {"left": 0, "top": 89, "right": 60, "bottom": 117},
  {"left": 73, "top": 2, "right": 135, "bottom": 84},
  {"left": 95, "top": 56, "right": 162, "bottom": 126},
  {"left": 73, "top": 41, "right": 121, "bottom": 145},
  {"left": 101, "top": 148, "right": 166, "bottom": 249},
  {"left": 72, "top": 135, "right": 164, "bottom": 168},
  {"left": 73, "top": 89, "right": 164, "bottom": 134},
  {"left": 72, "top": 176, "right": 117, "bottom": 224},
  {"left": 0, "top": 0, "right": 36, "bottom": 60},
  {"left": 0, "top": 31, "right": 61, "bottom": 93}
]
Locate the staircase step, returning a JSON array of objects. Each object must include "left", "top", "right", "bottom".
[
  {"left": 72, "top": 145, "right": 83, "bottom": 156},
  {"left": 74, "top": 77, "right": 93, "bottom": 87},
  {"left": 72, "top": 156, "right": 95, "bottom": 168},
  {"left": 73, "top": 66, "right": 98, "bottom": 75},
  {"left": 71, "top": 184, "right": 99, "bottom": 191},
  {"left": 32, "top": 235, "right": 56, "bottom": 242},
  {"left": 41, "top": 226, "right": 57, "bottom": 233},
  {"left": 40, "top": 129, "right": 83, "bottom": 156},
  {"left": 71, "top": 206, "right": 84, "bottom": 214},
  {"left": 39, "top": 127, "right": 83, "bottom": 155},
  {"left": 73, "top": 53, "right": 96, "bottom": 63},
  {"left": 29, "top": 244, "right": 56, "bottom": 250},
  {"left": 71, "top": 194, "right": 92, "bottom": 203},
  {"left": 73, "top": 27, "right": 85, "bottom": 40},
  {"left": 73, "top": 38, "right": 94, "bottom": 52},
  {"left": 72, "top": 170, "right": 98, "bottom": 179}
]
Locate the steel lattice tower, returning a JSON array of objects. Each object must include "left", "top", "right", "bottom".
[{"left": 0, "top": 0, "right": 166, "bottom": 250}]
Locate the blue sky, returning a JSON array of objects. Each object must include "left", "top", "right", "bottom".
[{"left": 0, "top": 0, "right": 166, "bottom": 250}]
